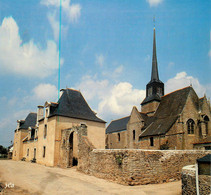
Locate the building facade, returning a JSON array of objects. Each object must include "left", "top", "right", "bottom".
[{"left": 12, "top": 88, "right": 106, "bottom": 167}]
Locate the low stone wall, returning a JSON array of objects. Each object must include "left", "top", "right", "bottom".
[
  {"left": 182, "top": 165, "right": 211, "bottom": 195},
  {"left": 78, "top": 149, "right": 211, "bottom": 185}
]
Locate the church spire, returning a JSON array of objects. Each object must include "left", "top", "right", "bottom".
[
  {"left": 141, "top": 25, "right": 164, "bottom": 111},
  {"left": 151, "top": 27, "right": 159, "bottom": 82}
]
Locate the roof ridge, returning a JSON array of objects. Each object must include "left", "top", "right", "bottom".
[
  {"left": 66, "top": 88, "right": 81, "bottom": 93},
  {"left": 162, "top": 86, "right": 191, "bottom": 98},
  {"left": 110, "top": 115, "right": 130, "bottom": 122}
]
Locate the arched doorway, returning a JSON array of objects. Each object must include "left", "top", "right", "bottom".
[{"left": 68, "top": 131, "right": 78, "bottom": 167}]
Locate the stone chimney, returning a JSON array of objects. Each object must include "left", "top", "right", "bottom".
[{"left": 37, "top": 105, "right": 44, "bottom": 122}]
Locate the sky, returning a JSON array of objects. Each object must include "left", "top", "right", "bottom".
[{"left": 0, "top": 0, "right": 210, "bottom": 147}]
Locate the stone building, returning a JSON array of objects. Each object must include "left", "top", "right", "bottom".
[
  {"left": 106, "top": 28, "right": 211, "bottom": 150},
  {"left": 12, "top": 88, "right": 106, "bottom": 167}
]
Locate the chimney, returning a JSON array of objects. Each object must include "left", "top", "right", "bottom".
[{"left": 37, "top": 105, "right": 44, "bottom": 122}]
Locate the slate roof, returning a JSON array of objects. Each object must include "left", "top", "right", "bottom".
[
  {"left": 49, "top": 88, "right": 106, "bottom": 123},
  {"left": 140, "top": 86, "right": 195, "bottom": 137},
  {"left": 141, "top": 93, "right": 161, "bottom": 105},
  {"left": 19, "top": 113, "right": 37, "bottom": 130},
  {"left": 106, "top": 116, "right": 130, "bottom": 134},
  {"left": 197, "top": 154, "right": 211, "bottom": 163}
]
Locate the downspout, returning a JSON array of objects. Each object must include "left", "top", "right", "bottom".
[{"left": 195, "top": 162, "right": 199, "bottom": 195}]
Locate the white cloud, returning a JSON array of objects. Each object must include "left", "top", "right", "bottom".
[
  {"left": 75, "top": 75, "right": 109, "bottom": 100},
  {"left": 47, "top": 12, "right": 60, "bottom": 40},
  {"left": 146, "top": 0, "right": 163, "bottom": 7},
  {"left": 95, "top": 54, "right": 105, "bottom": 67},
  {"left": 0, "top": 17, "right": 61, "bottom": 78},
  {"left": 67, "top": 4, "right": 81, "bottom": 23},
  {"left": 98, "top": 82, "right": 145, "bottom": 117},
  {"left": 41, "top": 0, "right": 81, "bottom": 23},
  {"left": 75, "top": 76, "right": 145, "bottom": 120},
  {"left": 33, "top": 83, "right": 57, "bottom": 102},
  {"left": 165, "top": 72, "right": 206, "bottom": 97},
  {"left": 47, "top": 12, "right": 68, "bottom": 41},
  {"left": 103, "top": 65, "right": 124, "bottom": 79}
]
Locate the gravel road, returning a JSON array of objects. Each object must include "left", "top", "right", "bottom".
[{"left": 0, "top": 160, "right": 181, "bottom": 195}]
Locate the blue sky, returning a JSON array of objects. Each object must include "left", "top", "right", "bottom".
[{"left": 0, "top": 0, "right": 210, "bottom": 146}]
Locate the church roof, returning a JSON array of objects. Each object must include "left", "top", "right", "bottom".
[
  {"left": 106, "top": 116, "right": 130, "bottom": 134},
  {"left": 141, "top": 93, "right": 161, "bottom": 105},
  {"left": 140, "top": 86, "right": 194, "bottom": 137},
  {"left": 19, "top": 113, "right": 37, "bottom": 130},
  {"left": 49, "top": 88, "right": 106, "bottom": 123}
]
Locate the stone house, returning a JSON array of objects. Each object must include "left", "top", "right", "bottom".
[
  {"left": 13, "top": 112, "right": 37, "bottom": 160},
  {"left": 106, "top": 28, "right": 211, "bottom": 150},
  {"left": 12, "top": 88, "right": 106, "bottom": 167}
]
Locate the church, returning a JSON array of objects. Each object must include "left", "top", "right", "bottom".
[{"left": 106, "top": 27, "right": 211, "bottom": 150}]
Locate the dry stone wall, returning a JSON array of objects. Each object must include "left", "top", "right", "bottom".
[
  {"left": 182, "top": 165, "right": 211, "bottom": 195},
  {"left": 79, "top": 149, "right": 211, "bottom": 185}
]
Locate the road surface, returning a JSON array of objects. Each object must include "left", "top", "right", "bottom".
[{"left": 0, "top": 160, "right": 181, "bottom": 195}]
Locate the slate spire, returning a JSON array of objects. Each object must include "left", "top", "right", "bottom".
[
  {"left": 141, "top": 26, "right": 164, "bottom": 107},
  {"left": 151, "top": 27, "right": 159, "bottom": 82}
]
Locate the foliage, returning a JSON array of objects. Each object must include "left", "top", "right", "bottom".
[
  {"left": 115, "top": 154, "right": 124, "bottom": 166},
  {"left": 160, "top": 143, "right": 169, "bottom": 150},
  {"left": 0, "top": 145, "right": 8, "bottom": 154}
]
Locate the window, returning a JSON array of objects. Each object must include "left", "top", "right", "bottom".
[
  {"left": 44, "top": 125, "right": 47, "bottom": 138},
  {"left": 27, "top": 148, "right": 29, "bottom": 156},
  {"left": 204, "top": 116, "right": 209, "bottom": 135},
  {"left": 118, "top": 133, "right": 120, "bottom": 142},
  {"left": 148, "top": 87, "right": 152, "bottom": 96},
  {"left": 187, "top": 119, "right": 195, "bottom": 134},
  {"left": 34, "top": 148, "right": 36, "bottom": 159},
  {"left": 150, "top": 137, "right": 154, "bottom": 146},
  {"left": 133, "top": 130, "right": 136, "bottom": 141},
  {"left": 43, "top": 146, "right": 46, "bottom": 158},
  {"left": 31, "top": 129, "right": 35, "bottom": 139}
]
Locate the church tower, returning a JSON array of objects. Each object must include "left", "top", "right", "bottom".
[{"left": 141, "top": 27, "right": 164, "bottom": 115}]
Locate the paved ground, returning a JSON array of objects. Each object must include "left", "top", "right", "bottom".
[{"left": 0, "top": 160, "right": 181, "bottom": 195}]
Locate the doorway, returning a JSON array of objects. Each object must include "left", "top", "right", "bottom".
[{"left": 68, "top": 132, "right": 78, "bottom": 167}]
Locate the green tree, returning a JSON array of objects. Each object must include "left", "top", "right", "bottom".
[{"left": 0, "top": 145, "right": 8, "bottom": 154}]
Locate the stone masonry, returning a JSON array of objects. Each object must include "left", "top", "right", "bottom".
[{"left": 78, "top": 149, "right": 211, "bottom": 186}]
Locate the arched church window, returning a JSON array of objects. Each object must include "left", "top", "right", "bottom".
[
  {"left": 187, "top": 119, "right": 195, "bottom": 134},
  {"left": 204, "top": 116, "right": 209, "bottom": 135}
]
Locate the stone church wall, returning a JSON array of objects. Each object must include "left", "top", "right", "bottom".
[
  {"left": 106, "top": 131, "right": 127, "bottom": 149},
  {"left": 79, "top": 149, "right": 210, "bottom": 185}
]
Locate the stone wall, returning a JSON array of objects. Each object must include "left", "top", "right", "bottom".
[
  {"left": 182, "top": 165, "right": 211, "bottom": 195},
  {"left": 78, "top": 149, "right": 211, "bottom": 185}
]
